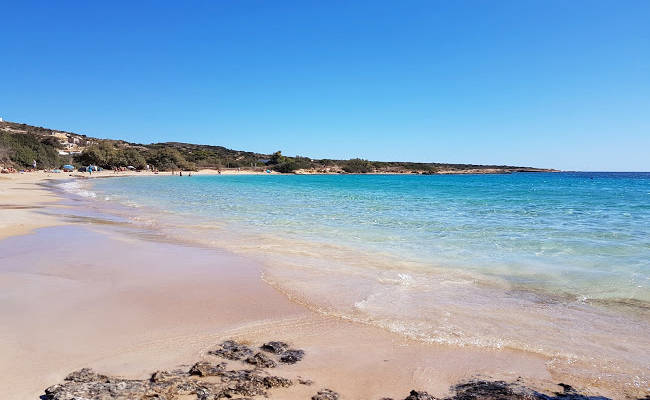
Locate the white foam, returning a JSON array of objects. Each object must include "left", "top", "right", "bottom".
[{"left": 60, "top": 180, "right": 97, "bottom": 198}]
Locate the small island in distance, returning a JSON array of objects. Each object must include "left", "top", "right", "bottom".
[{"left": 0, "top": 120, "right": 556, "bottom": 175}]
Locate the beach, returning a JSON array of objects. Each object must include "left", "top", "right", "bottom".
[{"left": 0, "top": 172, "right": 647, "bottom": 399}]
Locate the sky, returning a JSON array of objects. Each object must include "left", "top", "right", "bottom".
[{"left": 1, "top": 1, "right": 648, "bottom": 171}]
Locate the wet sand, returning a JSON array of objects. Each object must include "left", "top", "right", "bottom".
[
  {"left": 0, "top": 225, "right": 557, "bottom": 400},
  {"left": 0, "top": 168, "right": 269, "bottom": 239},
  {"left": 0, "top": 173, "right": 642, "bottom": 399}
]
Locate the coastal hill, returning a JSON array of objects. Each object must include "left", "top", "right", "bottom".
[{"left": 0, "top": 120, "right": 555, "bottom": 174}]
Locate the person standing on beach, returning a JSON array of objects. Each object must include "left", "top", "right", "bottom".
[{"left": 32, "top": 160, "right": 37, "bottom": 169}]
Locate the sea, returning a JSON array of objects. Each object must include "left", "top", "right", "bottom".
[{"left": 61, "top": 172, "right": 650, "bottom": 389}]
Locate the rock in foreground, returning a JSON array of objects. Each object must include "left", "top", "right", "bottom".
[
  {"left": 261, "top": 341, "right": 290, "bottom": 354},
  {"left": 42, "top": 340, "right": 616, "bottom": 400},
  {"left": 208, "top": 340, "right": 255, "bottom": 360},
  {"left": 44, "top": 365, "right": 294, "bottom": 400},
  {"left": 44, "top": 340, "right": 303, "bottom": 400}
]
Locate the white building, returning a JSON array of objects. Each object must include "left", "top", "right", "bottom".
[{"left": 0, "top": 117, "right": 3, "bottom": 122}]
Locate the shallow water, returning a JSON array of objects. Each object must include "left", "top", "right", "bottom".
[{"left": 64, "top": 173, "right": 650, "bottom": 390}]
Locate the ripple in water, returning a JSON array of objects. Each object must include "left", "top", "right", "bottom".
[{"left": 83, "top": 172, "right": 649, "bottom": 391}]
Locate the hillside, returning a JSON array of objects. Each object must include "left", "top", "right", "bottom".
[{"left": 0, "top": 120, "right": 556, "bottom": 174}]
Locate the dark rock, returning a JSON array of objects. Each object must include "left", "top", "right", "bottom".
[
  {"left": 150, "top": 370, "right": 175, "bottom": 383},
  {"left": 193, "top": 383, "right": 221, "bottom": 400},
  {"left": 218, "top": 368, "right": 259, "bottom": 383},
  {"left": 443, "top": 380, "right": 612, "bottom": 400},
  {"left": 245, "top": 352, "right": 277, "bottom": 368},
  {"left": 261, "top": 341, "right": 290, "bottom": 354},
  {"left": 42, "top": 364, "right": 298, "bottom": 400},
  {"left": 263, "top": 375, "right": 293, "bottom": 388},
  {"left": 188, "top": 361, "right": 227, "bottom": 376},
  {"left": 208, "top": 340, "right": 254, "bottom": 360},
  {"left": 41, "top": 345, "right": 618, "bottom": 400},
  {"left": 405, "top": 390, "right": 437, "bottom": 400},
  {"left": 173, "top": 381, "right": 201, "bottom": 396},
  {"left": 312, "top": 388, "right": 340, "bottom": 400},
  {"left": 63, "top": 367, "right": 109, "bottom": 383},
  {"left": 44, "top": 369, "right": 149, "bottom": 400},
  {"left": 280, "top": 349, "right": 305, "bottom": 364},
  {"left": 220, "top": 379, "right": 267, "bottom": 397},
  {"left": 149, "top": 369, "right": 189, "bottom": 382},
  {"left": 450, "top": 380, "right": 515, "bottom": 399},
  {"left": 148, "top": 369, "right": 194, "bottom": 396},
  {"left": 218, "top": 369, "right": 269, "bottom": 397}
]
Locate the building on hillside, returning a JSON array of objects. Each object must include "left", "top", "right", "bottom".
[{"left": 0, "top": 117, "right": 4, "bottom": 122}]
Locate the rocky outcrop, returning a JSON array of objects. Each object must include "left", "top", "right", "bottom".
[
  {"left": 261, "top": 341, "right": 290, "bottom": 354},
  {"left": 245, "top": 352, "right": 278, "bottom": 368},
  {"left": 259, "top": 341, "right": 304, "bottom": 364},
  {"left": 42, "top": 340, "right": 616, "bottom": 400},
  {"left": 208, "top": 340, "right": 255, "bottom": 360},
  {"left": 188, "top": 361, "right": 227, "bottom": 376},
  {"left": 43, "top": 340, "right": 303, "bottom": 400},
  {"left": 280, "top": 349, "right": 305, "bottom": 364},
  {"left": 404, "top": 390, "right": 437, "bottom": 400},
  {"left": 44, "top": 365, "right": 294, "bottom": 400},
  {"left": 312, "top": 388, "right": 340, "bottom": 400}
]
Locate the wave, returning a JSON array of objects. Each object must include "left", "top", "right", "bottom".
[
  {"left": 59, "top": 175, "right": 650, "bottom": 391},
  {"left": 58, "top": 180, "right": 97, "bottom": 198}
]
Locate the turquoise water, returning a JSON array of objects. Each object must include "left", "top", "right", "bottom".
[
  {"left": 89, "top": 172, "right": 649, "bottom": 302},
  {"left": 73, "top": 172, "right": 650, "bottom": 385}
]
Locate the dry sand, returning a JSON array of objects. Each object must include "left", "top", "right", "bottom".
[{"left": 0, "top": 172, "right": 632, "bottom": 400}]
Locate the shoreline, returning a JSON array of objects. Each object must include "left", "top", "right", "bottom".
[
  {"left": 0, "top": 169, "right": 559, "bottom": 240},
  {"left": 0, "top": 172, "right": 645, "bottom": 399}
]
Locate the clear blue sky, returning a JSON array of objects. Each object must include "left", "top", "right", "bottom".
[{"left": 1, "top": 1, "right": 648, "bottom": 171}]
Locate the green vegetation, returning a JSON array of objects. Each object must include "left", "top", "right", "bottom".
[
  {"left": 0, "top": 132, "right": 66, "bottom": 168},
  {"left": 342, "top": 158, "right": 373, "bottom": 173},
  {"left": 0, "top": 120, "right": 552, "bottom": 174},
  {"left": 74, "top": 142, "right": 148, "bottom": 170},
  {"left": 267, "top": 151, "right": 312, "bottom": 172}
]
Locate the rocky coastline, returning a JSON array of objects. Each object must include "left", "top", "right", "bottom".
[{"left": 43, "top": 340, "right": 622, "bottom": 400}]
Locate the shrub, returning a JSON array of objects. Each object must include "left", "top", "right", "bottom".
[
  {"left": 273, "top": 161, "right": 298, "bottom": 173},
  {"left": 0, "top": 132, "right": 65, "bottom": 168},
  {"left": 145, "top": 147, "right": 195, "bottom": 170},
  {"left": 342, "top": 158, "right": 373, "bottom": 173}
]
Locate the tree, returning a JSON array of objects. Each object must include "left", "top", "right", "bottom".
[
  {"left": 269, "top": 151, "right": 285, "bottom": 165},
  {"left": 145, "top": 147, "right": 195, "bottom": 170},
  {"left": 342, "top": 158, "right": 373, "bottom": 173},
  {"left": 0, "top": 132, "right": 65, "bottom": 168}
]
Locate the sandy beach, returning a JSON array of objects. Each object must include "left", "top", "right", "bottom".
[
  {"left": 0, "top": 172, "right": 643, "bottom": 400},
  {"left": 0, "top": 168, "right": 272, "bottom": 238}
]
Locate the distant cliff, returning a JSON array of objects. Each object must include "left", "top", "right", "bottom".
[{"left": 0, "top": 120, "right": 556, "bottom": 174}]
